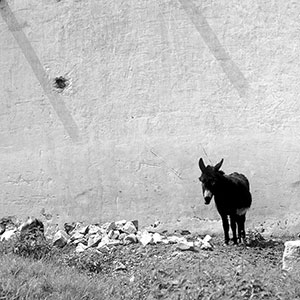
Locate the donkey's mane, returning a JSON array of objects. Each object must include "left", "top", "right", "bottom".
[
  {"left": 205, "top": 165, "right": 225, "bottom": 176},
  {"left": 205, "top": 165, "right": 225, "bottom": 177}
]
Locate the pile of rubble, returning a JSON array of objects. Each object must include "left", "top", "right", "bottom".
[
  {"left": 0, "top": 216, "right": 213, "bottom": 253},
  {"left": 54, "top": 219, "right": 213, "bottom": 252}
]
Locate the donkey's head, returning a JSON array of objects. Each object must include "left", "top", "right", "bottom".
[{"left": 198, "top": 158, "right": 224, "bottom": 205}]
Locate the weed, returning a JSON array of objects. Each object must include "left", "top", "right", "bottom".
[{"left": 13, "top": 231, "right": 52, "bottom": 259}]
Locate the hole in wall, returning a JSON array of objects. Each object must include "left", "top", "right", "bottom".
[{"left": 54, "top": 76, "right": 68, "bottom": 90}]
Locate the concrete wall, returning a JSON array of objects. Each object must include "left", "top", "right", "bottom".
[{"left": 1, "top": 0, "right": 300, "bottom": 235}]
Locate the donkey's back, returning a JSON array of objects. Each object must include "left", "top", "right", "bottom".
[
  {"left": 223, "top": 172, "right": 252, "bottom": 211},
  {"left": 226, "top": 172, "right": 250, "bottom": 192}
]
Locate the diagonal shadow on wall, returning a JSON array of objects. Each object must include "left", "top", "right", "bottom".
[{"left": 178, "top": 0, "right": 249, "bottom": 98}]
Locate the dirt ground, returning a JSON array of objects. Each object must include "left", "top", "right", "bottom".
[{"left": 65, "top": 234, "right": 295, "bottom": 300}]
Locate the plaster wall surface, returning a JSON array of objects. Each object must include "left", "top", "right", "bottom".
[{"left": 1, "top": 0, "right": 300, "bottom": 234}]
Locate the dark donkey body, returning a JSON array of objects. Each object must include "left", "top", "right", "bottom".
[{"left": 198, "top": 158, "right": 252, "bottom": 245}]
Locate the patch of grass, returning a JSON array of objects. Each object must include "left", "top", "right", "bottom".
[
  {"left": 59, "top": 248, "right": 115, "bottom": 274},
  {"left": 0, "top": 253, "right": 105, "bottom": 300},
  {"left": 1, "top": 234, "right": 300, "bottom": 299}
]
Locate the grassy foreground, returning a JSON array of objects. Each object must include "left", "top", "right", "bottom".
[{"left": 0, "top": 234, "right": 299, "bottom": 300}]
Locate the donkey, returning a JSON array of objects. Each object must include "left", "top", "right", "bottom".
[{"left": 198, "top": 158, "right": 252, "bottom": 245}]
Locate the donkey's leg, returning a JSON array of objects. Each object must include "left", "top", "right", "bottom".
[
  {"left": 236, "top": 215, "right": 242, "bottom": 243},
  {"left": 229, "top": 214, "right": 237, "bottom": 244},
  {"left": 221, "top": 214, "right": 230, "bottom": 245},
  {"left": 236, "top": 214, "right": 246, "bottom": 243},
  {"left": 240, "top": 214, "right": 246, "bottom": 242}
]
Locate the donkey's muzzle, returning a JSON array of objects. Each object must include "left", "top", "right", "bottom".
[{"left": 203, "top": 189, "right": 213, "bottom": 204}]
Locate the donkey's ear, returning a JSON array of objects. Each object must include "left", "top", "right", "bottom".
[
  {"left": 198, "top": 158, "right": 206, "bottom": 172},
  {"left": 214, "top": 159, "right": 224, "bottom": 171}
]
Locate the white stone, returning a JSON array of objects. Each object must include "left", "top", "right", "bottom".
[
  {"left": 76, "top": 243, "right": 88, "bottom": 253},
  {"left": 282, "top": 240, "right": 300, "bottom": 272},
  {"left": 107, "top": 230, "right": 114, "bottom": 239},
  {"left": 100, "top": 222, "right": 111, "bottom": 231},
  {"left": 121, "top": 221, "right": 137, "bottom": 234},
  {"left": 194, "top": 238, "right": 203, "bottom": 247},
  {"left": 161, "top": 238, "right": 170, "bottom": 244},
  {"left": 108, "top": 230, "right": 120, "bottom": 239},
  {"left": 203, "top": 235, "right": 212, "bottom": 243},
  {"left": 97, "top": 239, "right": 121, "bottom": 248},
  {"left": 53, "top": 230, "right": 69, "bottom": 248},
  {"left": 97, "top": 235, "right": 110, "bottom": 248},
  {"left": 118, "top": 232, "right": 127, "bottom": 240},
  {"left": 87, "top": 233, "right": 102, "bottom": 247},
  {"left": 78, "top": 225, "right": 89, "bottom": 235},
  {"left": 113, "top": 220, "right": 127, "bottom": 231},
  {"left": 71, "top": 231, "right": 85, "bottom": 240},
  {"left": 107, "top": 222, "right": 117, "bottom": 232},
  {"left": 115, "top": 220, "right": 127, "bottom": 227},
  {"left": 124, "top": 233, "right": 137, "bottom": 244},
  {"left": 194, "top": 236, "right": 213, "bottom": 250},
  {"left": 137, "top": 230, "right": 153, "bottom": 246},
  {"left": 201, "top": 241, "right": 213, "bottom": 250},
  {"left": 176, "top": 241, "right": 195, "bottom": 251},
  {"left": 166, "top": 236, "right": 187, "bottom": 244},
  {"left": 88, "top": 225, "right": 101, "bottom": 235},
  {"left": 0, "top": 229, "right": 16, "bottom": 241},
  {"left": 112, "top": 230, "right": 120, "bottom": 239},
  {"left": 152, "top": 232, "right": 163, "bottom": 244},
  {"left": 107, "top": 240, "right": 122, "bottom": 246},
  {"left": 71, "top": 238, "right": 86, "bottom": 245}
]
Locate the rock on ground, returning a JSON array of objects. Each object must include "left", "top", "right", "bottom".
[
  {"left": 53, "top": 230, "right": 70, "bottom": 248},
  {"left": 282, "top": 240, "right": 300, "bottom": 272}
]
